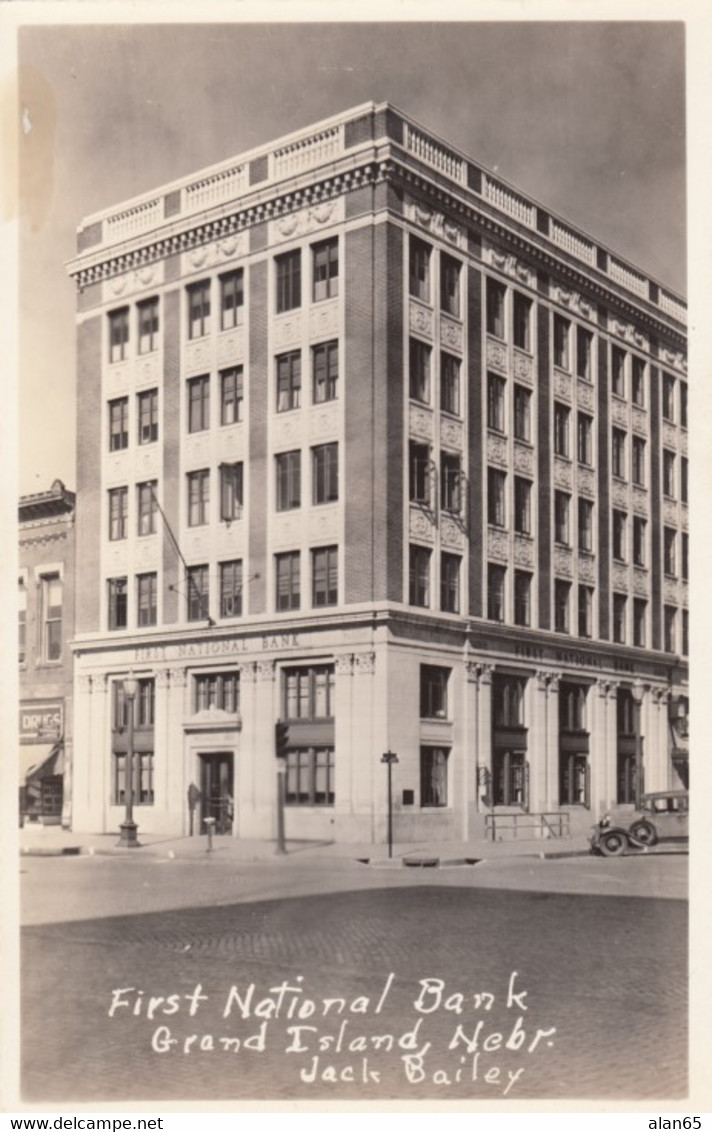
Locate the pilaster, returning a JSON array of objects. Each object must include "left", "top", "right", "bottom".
[
  {"left": 473, "top": 663, "right": 493, "bottom": 812},
  {"left": 544, "top": 673, "right": 561, "bottom": 811},
  {"left": 594, "top": 679, "right": 619, "bottom": 814},
  {"left": 647, "top": 687, "right": 670, "bottom": 792}
]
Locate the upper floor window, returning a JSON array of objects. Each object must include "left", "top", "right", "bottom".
[
  {"left": 40, "top": 574, "right": 62, "bottom": 661},
  {"left": 681, "top": 457, "right": 688, "bottom": 504},
  {"left": 578, "top": 585, "right": 593, "bottom": 639},
  {"left": 576, "top": 327, "right": 593, "bottom": 380},
  {"left": 137, "top": 573, "right": 157, "bottom": 627},
  {"left": 663, "top": 450, "right": 676, "bottom": 498},
  {"left": 220, "top": 367, "right": 244, "bottom": 425},
  {"left": 682, "top": 532, "right": 689, "bottom": 582},
  {"left": 612, "top": 510, "right": 627, "bottom": 562},
  {"left": 188, "top": 375, "right": 210, "bottom": 433},
  {"left": 312, "top": 546, "right": 338, "bottom": 607},
  {"left": 108, "top": 577, "right": 128, "bottom": 631},
  {"left": 664, "top": 605, "right": 677, "bottom": 653},
  {"left": 440, "top": 353, "right": 460, "bottom": 416},
  {"left": 486, "top": 278, "right": 506, "bottom": 339},
  {"left": 553, "top": 315, "right": 570, "bottom": 369},
  {"left": 187, "top": 469, "right": 210, "bottom": 527},
  {"left": 514, "top": 385, "right": 531, "bottom": 442},
  {"left": 188, "top": 280, "right": 211, "bottom": 339},
  {"left": 220, "top": 269, "right": 244, "bottom": 331},
  {"left": 313, "top": 443, "right": 339, "bottom": 505},
  {"left": 554, "top": 402, "right": 570, "bottom": 457},
  {"left": 313, "top": 341, "right": 338, "bottom": 404},
  {"left": 275, "top": 551, "right": 300, "bottom": 611},
  {"left": 664, "top": 527, "right": 677, "bottom": 577},
  {"left": 578, "top": 498, "right": 594, "bottom": 553},
  {"left": 440, "top": 552, "right": 460, "bottom": 614},
  {"left": 277, "top": 351, "right": 301, "bottom": 412},
  {"left": 554, "top": 491, "right": 570, "bottom": 546},
  {"left": 555, "top": 579, "right": 571, "bottom": 634},
  {"left": 109, "top": 397, "right": 129, "bottom": 452},
  {"left": 487, "top": 564, "right": 506, "bottom": 622},
  {"left": 312, "top": 239, "right": 338, "bottom": 302},
  {"left": 284, "top": 664, "right": 334, "bottom": 720},
  {"left": 512, "top": 292, "right": 532, "bottom": 351},
  {"left": 137, "top": 481, "right": 157, "bottom": 537},
  {"left": 662, "top": 373, "right": 676, "bottom": 422},
  {"left": 488, "top": 468, "right": 506, "bottom": 528},
  {"left": 611, "top": 346, "right": 626, "bottom": 397},
  {"left": 220, "top": 560, "right": 243, "bottom": 619},
  {"left": 633, "top": 599, "right": 647, "bottom": 648},
  {"left": 633, "top": 516, "right": 647, "bottom": 567},
  {"left": 109, "top": 307, "right": 129, "bottom": 363},
  {"left": 109, "top": 486, "right": 128, "bottom": 541},
  {"left": 611, "top": 428, "right": 627, "bottom": 479},
  {"left": 440, "top": 453, "right": 462, "bottom": 514},
  {"left": 409, "top": 339, "right": 431, "bottom": 404},
  {"left": 220, "top": 462, "right": 243, "bottom": 522},
  {"left": 137, "top": 389, "right": 158, "bottom": 445},
  {"left": 514, "top": 570, "right": 532, "bottom": 627},
  {"left": 680, "top": 381, "right": 688, "bottom": 428},
  {"left": 631, "top": 356, "right": 646, "bottom": 407},
  {"left": 487, "top": 373, "right": 506, "bottom": 433},
  {"left": 409, "top": 236, "right": 431, "bottom": 303},
  {"left": 409, "top": 442, "right": 432, "bottom": 506},
  {"left": 514, "top": 477, "right": 532, "bottom": 536},
  {"left": 18, "top": 577, "right": 26, "bottom": 665},
  {"left": 138, "top": 298, "right": 159, "bottom": 355},
  {"left": 275, "top": 450, "right": 301, "bottom": 512},
  {"left": 276, "top": 250, "right": 301, "bottom": 313},
  {"left": 420, "top": 665, "right": 450, "bottom": 719},
  {"left": 612, "top": 593, "right": 627, "bottom": 644},
  {"left": 187, "top": 565, "right": 209, "bottom": 622},
  {"left": 409, "top": 544, "right": 431, "bottom": 608},
  {"left": 632, "top": 436, "right": 646, "bottom": 486},
  {"left": 577, "top": 412, "right": 593, "bottom": 466},
  {"left": 440, "top": 253, "right": 461, "bottom": 317}
]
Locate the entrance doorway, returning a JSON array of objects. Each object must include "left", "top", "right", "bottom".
[{"left": 199, "top": 752, "right": 234, "bottom": 835}]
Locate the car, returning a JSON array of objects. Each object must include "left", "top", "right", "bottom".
[{"left": 590, "top": 790, "right": 689, "bottom": 856}]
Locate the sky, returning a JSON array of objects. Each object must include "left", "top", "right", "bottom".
[{"left": 16, "top": 18, "right": 687, "bottom": 496}]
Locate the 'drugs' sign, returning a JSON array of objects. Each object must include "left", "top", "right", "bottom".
[{"left": 20, "top": 701, "right": 63, "bottom": 743}]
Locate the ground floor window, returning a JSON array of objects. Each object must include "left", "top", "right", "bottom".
[
  {"left": 492, "top": 750, "right": 528, "bottom": 808},
  {"left": 420, "top": 746, "right": 449, "bottom": 807},
  {"left": 194, "top": 671, "right": 240, "bottom": 713},
  {"left": 113, "top": 752, "right": 154, "bottom": 805},
  {"left": 285, "top": 747, "right": 334, "bottom": 805},
  {"left": 617, "top": 751, "right": 637, "bottom": 805},
  {"left": 559, "top": 752, "right": 589, "bottom": 807}
]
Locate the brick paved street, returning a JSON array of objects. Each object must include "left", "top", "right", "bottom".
[{"left": 21, "top": 859, "right": 687, "bottom": 1104}]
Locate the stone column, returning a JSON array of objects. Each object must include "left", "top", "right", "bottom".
[
  {"left": 349, "top": 651, "right": 378, "bottom": 843},
  {"left": 647, "top": 687, "right": 670, "bottom": 793},
  {"left": 168, "top": 667, "right": 189, "bottom": 832},
  {"left": 593, "top": 680, "right": 618, "bottom": 815},
  {"left": 71, "top": 673, "right": 94, "bottom": 831},
  {"left": 545, "top": 674, "right": 561, "bottom": 813},
  {"left": 333, "top": 652, "right": 354, "bottom": 819},
  {"left": 91, "top": 674, "right": 109, "bottom": 832},
  {"left": 253, "top": 660, "right": 279, "bottom": 839},
  {"left": 464, "top": 661, "right": 480, "bottom": 836},
  {"left": 474, "top": 663, "right": 493, "bottom": 814},
  {"left": 528, "top": 671, "right": 550, "bottom": 815},
  {"left": 153, "top": 669, "right": 172, "bottom": 827}
]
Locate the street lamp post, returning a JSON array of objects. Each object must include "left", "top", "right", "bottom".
[
  {"left": 631, "top": 678, "right": 645, "bottom": 809},
  {"left": 381, "top": 751, "right": 399, "bottom": 859},
  {"left": 117, "top": 673, "right": 140, "bottom": 847},
  {"left": 276, "top": 763, "right": 286, "bottom": 855}
]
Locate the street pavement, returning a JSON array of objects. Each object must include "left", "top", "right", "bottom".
[{"left": 18, "top": 850, "right": 688, "bottom": 1105}]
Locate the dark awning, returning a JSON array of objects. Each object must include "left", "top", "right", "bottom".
[{"left": 24, "top": 741, "right": 64, "bottom": 783}]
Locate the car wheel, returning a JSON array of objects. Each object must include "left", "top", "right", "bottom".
[
  {"left": 600, "top": 830, "right": 628, "bottom": 857},
  {"left": 629, "top": 819, "right": 658, "bottom": 847}
]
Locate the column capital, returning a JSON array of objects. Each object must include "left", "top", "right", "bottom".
[
  {"left": 77, "top": 674, "right": 93, "bottom": 694},
  {"left": 256, "top": 659, "right": 276, "bottom": 681},
  {"left": 536, "top": 670, "right": 561, "bottom": 693},
  {"left": 334, "top": 653, "right": 354, "bottom": 675},
  {"left": 467, "top": 661, "right": 494, "bottom": 686},
  {"left": 353, "top": 650, "right": 376, "bottom": 675},
  {"left": 651, "top": 686, "right": 669, "bottom": 705},
  {"left": 596, "top": 678, "right": 619, "bottom": 699},
  {"left": 169, "top": 667, "right": 188, "bottom": 688},
  {"left": 154, "top": 669, "right": 171, "bottom": 688}
]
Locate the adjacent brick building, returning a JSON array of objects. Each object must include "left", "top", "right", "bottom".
[{"left": 66, "top": 102, "right": 689, "bottom": 842}]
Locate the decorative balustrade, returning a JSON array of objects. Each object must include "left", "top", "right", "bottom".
[
  {"left": 104, "top": 197, "right": 164, "bottom": 244},
  {"left": 609, "top": 256, "right": 648, "bottom": 298},
  {"left": 483, "top": 176, "right": 536, "bottom": 227},
  {"left": 659, "top": 290, "right": 687, "bottom": 324},
  {"left": 272, "top": 126, "right": 343, "bottom": 179},
  {"left": 182, "top": 164, "right": 248, "bottom": 215},
  {"left": 404, "top": 124, "right": 466, "bottom": 184},
  {"left": 551, "top": 220, "right": 596, "bottom": 265}
]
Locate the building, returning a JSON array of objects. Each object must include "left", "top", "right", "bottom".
[
  {"left": 19, "top": 479, "right": 76, "bottom": 826},
  {"left": 66, "top": 101, "right": 688, "bottom": 843}
]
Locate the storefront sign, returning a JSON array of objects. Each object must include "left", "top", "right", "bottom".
[
  {"left": 20, "top": 701, "right": 63, "bottom": 743},
  {"left": 510, "top": 642, "right": 635, "bottom": 674},
  {"left": 134, "top": 632, "right": 300, "bottom": 664}
]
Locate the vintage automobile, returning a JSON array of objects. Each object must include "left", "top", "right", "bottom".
[{"left": 590, "top": 790, "right": 689, "bottom": 857}]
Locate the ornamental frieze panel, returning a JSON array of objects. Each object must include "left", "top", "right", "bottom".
[
  {"left": 680, "top": 505, "right": 688, "bottom": 531},
  {"left": 553, "top": 459, "right": 573, "bottom": 490},
  {"left": 681, "top": 581, "right": 689, "bottom": 608},
  {"left": 550, "top": 284, "right": 596, "bottom": 322},
  {"left": 576, "top": 380, "right": 595, "bottom": 412},
  {"left": 611, "top": 480, "right": 628, "bottom": 508},
  {"left": 309, "top": 403, "right": 339, "bottom": 440},
  {"left": 578, "top": 554, "right": 595, "bottom": 582},
  {"left": 512, "top": 350, "right": 534, "bottom": 383},
  {"left": 269, "top": 198, "right": 344, "bottom": 244},
  {"left": 680, "top": 431, "right": 688, "bottom": 457},
  {"left": 482, "top": 240, "right": 536, "bottom": 288},
  {"left": 486, "top": 337, "right": 508, "bottom": 374},
  {"left": 553, "top": 547, "right": 573, "bottom": 577},
  {"left": 409, "top": 507, "right": 435, "bottom": 542},
  {"left": 612, "top": 563, "right": 629, "bottom": 591},
  {"left": 513, "top": 535, "right": 535, "bottom": 567},
  {"left": 513, "top": 443, "right": 534, "bottom": 475},
  {"left": 409, "top": 299, "right": 434, "bottom": 339},
  {"left": 577, "top": 467, "right": 595, "bottom": 497},
  {"left": 611, "top": 399, "right": 628, "bottom": 428},
  {"left": 663, "top": 499, "right": 678, "bottom": 526},
  {"left": 632, "top": 487, "right": 648, "bottom": 515},
  {"left": 632, "top": 568, "right": 649, "bottom": 596},
  {"left": 273, "top": 313, "right": 303, "bottom": 350},
  {"left": 184, "top": 337, "right": 212, "bottom": 376},
  {"left": 309, "top": 506, "right": 339, "bottom": 542},
  {"left": 662, "top": 421, "right": 678, "bottom": 450},
  {"left": 631, "top": 407, "right": 648, "bottom": 436},
  {"left": 441, "top": 515, "right": 466, "bottom": 550},
  {"left": 660, "top": 346, "right": 687, "bottom": 375},
  {"left": 409, "top": 403, "right": 434, "bottom": 440},
  {"left": 405, "top": 200, "right": 466, "bottom": 249},
  {"left": 553, "top": 369, "right": 573, "bottom": 402},
  {"left": 440, "top": 315, "right": 463, "bottom": 353},
  {"left": 217, "top": 328, "right": 245, "bottom": 367},
  {"left": 273, "top": 413, "right": 304, "bottom": 448},
  {"left": 440, "top": 417, "right": 464, "bottom": 450},
  {"left": 488, "top": 528, "right": 509, "bottom": 561},
  {"left": 609, "top": 317, "right": 648, "bottom": 352},
  {"left": 487, "top": 432, "right": 508, "bottom": 467},
  {"left": 104, "top": 262, "right": 165, "bottom": 302},
  {"left": 309, "top": 301, "right": 339, "bottom": 342},
  {"left": 181, "top": 234, "right": 249, "bottom": 276},
  {"left": 663, "top": 577, "right": 679, "bottom": 604}
]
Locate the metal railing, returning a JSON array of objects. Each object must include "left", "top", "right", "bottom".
[{"left": 485, "top": 811, "right": 571, "bottom": 842}]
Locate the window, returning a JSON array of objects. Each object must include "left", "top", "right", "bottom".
[
  {"left": 680, "top": 381, "right": 688, "bottom": 428},
  {"left": 612, "top": 510, "right": 627, "bottom": 562},
  {"left": 488, "top": 468, "right": 506, "bottom": 528},
  {"left": 114, "top": 753, "right": 154, "bottom": 807},
  {"left": 576, "top": 326, "right": 593, "bottom": 380},
  {"left": 560, "top": 683, "right": 588, "bottom": 732},
  {"left": 682, "top": 609, "right": 689, "bottom": 656},
  {"left": 285, "top": 749, "right": 335, "bottom": 806},
  {"left": 421, "top": 747, "right": 449, "bottom": 808},
  {"left": 513, "top": 292, "right": 532, "bottom": 351},
  {"left": 664, "top": 606, "right": 677, "bottom": 653},
  {"left": 554, "top": 402, "right": 570, "bottom": 457},
  {"left": 578, "top": 498, "right": 594, "bottom": 552},
  {"left": 313, "top": 341, "right": 338, "bottom": 404},
  {"left": 109, "top": 487, "right": 128, "bottom": 541},
  {"left": 188, "top": 375, "right": 210, "bottom": 433},
  {"left": 313, "top": 443, "right": 339, "bottom": 505},
  {"left": 40, "top": 574, "right": 62, "bottom": 661},
  {"left": 560, "top": 753, "right": 589, "bottom": 807},
  {"left": 553, "top": 315, "right": 570, "bottom": 369},
  {"left": 409, "top": 442, "right": 431, "bottom": 505},
  {"left": 493, "top": 751, "right": 527, "bottom": 808},
  {"left": 277, "top": 350, "right": 301, "bottom": 412},
  {"left": 409, "top": 339, "right": 431, "bottom": 404},
  {"left": 440, "top": 253, "right": 461, "bottom": 317},
  {"left": 612, "top": 593, "right": 627, "bottom": 644},
  {"left": 195, "top": 671, "right": 240, "bottom": 713},
  {"left": 220, "top": 269, "right": 244, "bottom": 330},
  {"left": 312, "top": 546, "right": 338, "bottom": 607},
  {"left": 577, "top": 412, "right": 593, "bottom": 466},
  {"left": 220, "top": 560, "right": 243, "bottom": 618},
  {"left": 555, "top": 579, "right": 571, "bottom": 632},
  {"left": 409, "top": 545, "right": 431, "bottom": 607},
  {"left": 632, "top": 436, "right": 646, "bottom": 486},
  {"left": 513, "top": 385, "right": 531, "bottom": 442},
  {"left": 312, "top": 238, "right": 338, "bottom": 302},
  {"left": 108, "top": 577, "right": 128, "bottom": 631},
  {"left": 137, "top": 573, "right": 157, "bottom": 627},
  {"left": 188, "top": 280, "right": 211, "bottom": 339},
  {"left": 187, "top": 469, "right": 210, "bottom": 527},
  {"left": 409, "top": 237, "right": 431, "bottom": 302},
  {"left": 275, "top": 551, "right": 300, "bottom": 611},
  {"left": 487, "top": 373, "right": 506, "bottom": 432},
  {"left": 276, "top": 250, "right": 301, "bottom": 313},
  {"left": 662, "top": 373, "right": 676, "bottom": 422},
  {"left": 420, "top": 665, "right": 450, "bottom": 719},
  {"left": 611, "top": 346, "right": 626, "bottom": 397},
  {"left": 514, "top": 570, "right": 532, "bottom": 627},
  {"left": 493, "top": 676, "right": 525, "bottom": 727},
  {"left": 137, "top": 389, "right": 158, "bottom": 445},
  {"left": 663, "top": 450, "right": 676, "bottom": 498},
  {"left": 632, "top": 356, "right": 645, "bottom": 406},
  {"left": 554, "top": 491, "right": 570, "bottom": 546},
  {"left": 109, "top": 307, "right": 129, "bottom": 363},
  {"left": 187, "top": 565, "right": 209, "bottom": 621},
  {"left": 617, "top": 690, "right": 635, "bottom": 736},
  {"left": 220, "top": 367, "right": 244, "bottom": 425},
  {"left": 138, "top": 298, "right": 159, "bottom": 355},
  {"left": 441, "top": 553, "right": 461, "bottom": 613},
  {"left": 441, "top": 453, "right": 462, "bottom": 514},
  {"left": 682, "top": 532, "right": 689, "bottom": 582},
  {"left": 109, "top": 397, "right": 129, "bottom": 452},
  {"left": 284, "top": 665, "right": 335, "bottom": 720},
  {"left": 220, "top": 462, "right": 243, "bottom": 521},
  {"left": 664, "top": 527, "right": 677, "bottom": 576},
  {"left": 486, "top": 278, "right": 506, "bottom": 338},
  {"left": 633, "top": 598, "right": 647, "bottom": 647},
  {"left": 137, "top": 481, "right": 157, "bottom": 536},
  {"left": 440, "top": 353, "right": 460, "bottom": 415},
  {"left": 681, "top": 457, "right": 688, "bottom": 503},
  {"left": 488, "top": 564, "right": 506, "bottom": 622},
  {"left": 514, "top": 477, "right": 532, "bottom": 535},
  {"left": 611, "top": 428, "right": 627, "bottom": 479},
  {"left": 578, "top": 585, "right": 593, "bottom": 638},
  {"left": 18, "top": 578, "right": 26, "bottom": 665},
  {"left": 633, "top": 516, "right": 647, "bottom": 567}
]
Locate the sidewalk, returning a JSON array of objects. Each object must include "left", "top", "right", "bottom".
[{"left": 18, "top": 823, "right": 592, "bottom": 864}]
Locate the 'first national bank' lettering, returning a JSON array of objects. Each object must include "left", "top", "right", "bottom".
[{"left": 134, "top": 633, "right": 300, "bottom": 663}]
